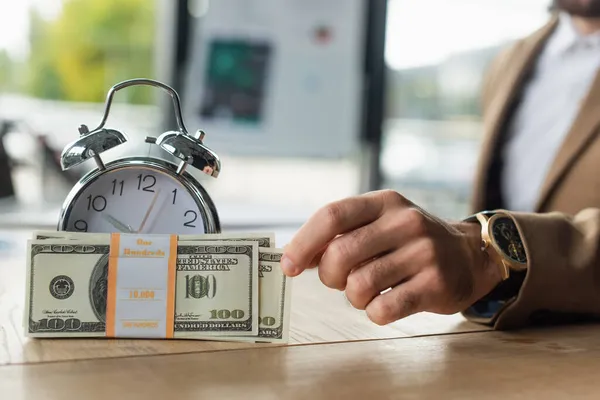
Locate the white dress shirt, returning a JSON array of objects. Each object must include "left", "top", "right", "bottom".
[{"left": 500, "top": 12, "right": 600, "bottom": 212}]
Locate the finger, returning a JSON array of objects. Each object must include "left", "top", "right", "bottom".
[
  {"left": 307, "top": 243, "right": 329, "bottom": 270},
  {"left": 365, "top": 274, "right": 428, "bottom": 325},
  {"left": 281, "top": 194, "right": 385, "bottom": 276},
  {"left": 317, "top": 217, "right": 407, "bottom": 290},
  {"left": 283, "top": 238, "right": 330, "bottom": 266},
  {"left": 344, "top": 238, "right": 432, "bottom": 309}
]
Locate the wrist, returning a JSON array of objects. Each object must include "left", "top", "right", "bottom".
[{"left": 457, "top": 221, "right": 504, "bottom": 301}]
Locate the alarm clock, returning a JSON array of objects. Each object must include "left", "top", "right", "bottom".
[{"left": 57, "top": 78, "right": 221, "bottom": 235}]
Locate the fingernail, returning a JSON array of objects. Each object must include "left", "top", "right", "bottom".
[{"left": 280, "top": 255, "right": 299, "bottom": 276}]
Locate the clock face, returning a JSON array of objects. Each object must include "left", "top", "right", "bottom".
[
  {"left": 491, "top": 216, "right": 527, "bottom": 264},
  {"left": 63, "top": 165, "right": 209, "bottom": 234}
]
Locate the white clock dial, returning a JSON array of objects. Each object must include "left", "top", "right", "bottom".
[{"left": 63, "top": 166, "right": 208, "bottom": 234}]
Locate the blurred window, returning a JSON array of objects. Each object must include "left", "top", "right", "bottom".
[
  {"left": 0, "top": 0, "right": 155, "bottom": 103},
  {"left": 382, "top": 0, "right": 551, "bottom": 218},
  {"left": 0, "top": 0, "right": 554, "bottom": 220},
  {"left": 0, "top": 0, "right": 158, "bottom": 207}
]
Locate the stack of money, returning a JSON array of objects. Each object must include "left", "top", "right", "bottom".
[{"left": 25, "top": 231, "right": 292, "bottom": 343}]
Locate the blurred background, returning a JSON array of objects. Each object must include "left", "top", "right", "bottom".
[{"left": 0, "top": 0, "right": 552, "bottom": 230}]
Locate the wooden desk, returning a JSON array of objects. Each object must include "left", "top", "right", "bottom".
[
  {"left": 3, "top": 325, "right": 600, "bottom": 399},
  {"left": 9, "top": 227, "right": 597, "bottom": 399}
]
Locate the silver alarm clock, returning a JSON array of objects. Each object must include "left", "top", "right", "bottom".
[{"left": 57, "top": 79, "right": 221, "bottom": 235}]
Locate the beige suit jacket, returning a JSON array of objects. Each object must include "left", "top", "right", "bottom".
[{"left": 465, "top": 15, "right": 600, "bottom": 329}]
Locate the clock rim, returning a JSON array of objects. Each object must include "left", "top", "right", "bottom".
[{"left": 57, "top": 156, "right": 221, "bottom": 234}]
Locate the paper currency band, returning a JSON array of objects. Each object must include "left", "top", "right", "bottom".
[{"left": 105, "top": 233, "right": 177, "bottom": 338}]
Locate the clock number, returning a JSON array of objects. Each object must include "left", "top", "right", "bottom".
[
  {"left": 183, "top": 210, "right": 198, "bottom": 228},
  {"left": 172, "top": 189, "right": 177, "bottom": 205},
  {"left": 111, "top": 179, "right": 124, "bottom": 196},
  {"left": 74, "top": 220, "right": 88, "bottom": 232},
  {"left": 137, "top": 174, "right": 156, "bottom": 192},
  {"left": 86, "top": 195, "right": 107, "bottom": 212}
]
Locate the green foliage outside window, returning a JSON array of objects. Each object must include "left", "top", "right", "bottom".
[{"left": 1, "top": 0, "right": 156, "bottom": 105}]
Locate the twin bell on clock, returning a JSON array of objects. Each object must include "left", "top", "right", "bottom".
[{"left": 56, "top": 79, "right": 222, "bottom": 236}]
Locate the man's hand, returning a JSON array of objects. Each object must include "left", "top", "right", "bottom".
[{"left": 281, "top": 190, "right": 503, "bottom": 325}]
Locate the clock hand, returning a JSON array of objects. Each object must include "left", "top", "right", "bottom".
[
  {"left": 102, "top": 213, "right": 135, "bottom": 233},
  {"left": 145, "top": 193, "right": 169, "bottom": 233},
  {"left": 137, "top": 189, "right": 162, "bottom": 233}
]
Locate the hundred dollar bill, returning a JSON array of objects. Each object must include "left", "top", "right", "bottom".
[
  {"left": 33, "top": 231, "right": 275, "bottom": 248},
  {"left": 174, "top": 241, "right": 259, "bottom": 337},
  {"left": 178, "top": 232, "right": 275, "bottom": 248},
  {"left": 25, "top": 238, "right": 259, "bottom": 338},
  {"left": 224, "top": 248, "right": 292, "bottom": 343},
  {"left": 32, "top": 230, "right": 106, "bottom": 240},
  {"left": 25, "top": 239, "right": 111, "bottom": 337}
]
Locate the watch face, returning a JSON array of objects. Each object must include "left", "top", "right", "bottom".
[
  {"left": 62, "top": 164, "right": 209, "bottom": 234},
  {"left": 491, "top": 216, "right": 527, "bottom": 264}
]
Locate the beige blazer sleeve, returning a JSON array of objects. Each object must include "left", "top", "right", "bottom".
[{"left": 465, "top": 208, "right": 600, "bottom": 329}]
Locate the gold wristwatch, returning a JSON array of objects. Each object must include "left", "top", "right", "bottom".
[
  {"left": 462, "top": 211, "right": 528, "bottom": 324},
  {"left": 466, "top": 211, "right": 528, "bottom": 280}
]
